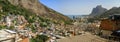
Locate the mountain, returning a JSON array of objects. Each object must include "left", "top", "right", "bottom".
[
  {"left": 0, "top": 0, "right": 71, "bottom": 24},
  {"left": 90, "top": 5, "right": 107, "bottom": 16},
  {"left": 100, "top": 7, "right": 120, "bottom": 18}
]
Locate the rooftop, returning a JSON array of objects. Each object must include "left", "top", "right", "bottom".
[{"left": 0, "top": 29, "right": 16, "bottom": 41}]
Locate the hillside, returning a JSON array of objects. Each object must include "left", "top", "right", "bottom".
[
  {"left": 100, "top": 7, "right": 120, "bottom": 18},
  {"left": 0, "top": 0, "right": 73, "bottom": 30},
  {"left": 0, "top": 0, "right": 71, "bottom": 25},
  {"left": 90, "top": 5, "right": 107, "bottom": 16},
  {"left": 7, "top": 0, "right": 71, "bottom": 24}
]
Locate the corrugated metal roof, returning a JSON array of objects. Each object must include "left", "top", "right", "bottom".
[{"left": 5, "top": 30, "right": 16, "bottom": 34}]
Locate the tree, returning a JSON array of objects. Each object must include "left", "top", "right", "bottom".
[{"left": 30, "top": 35, "right": 49, "bottom": 42}]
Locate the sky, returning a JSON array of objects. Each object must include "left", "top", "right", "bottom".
[{"left": 40, "top": 0, "right": 120, "bottom": 15}]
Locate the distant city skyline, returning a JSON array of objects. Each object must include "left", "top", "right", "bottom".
[{"left": 40, "top": 0, "right": 120, "bottom": 15}]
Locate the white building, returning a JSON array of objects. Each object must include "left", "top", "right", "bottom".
[{"left": 6, "top": 16, "right": 12, "bottom": 27}]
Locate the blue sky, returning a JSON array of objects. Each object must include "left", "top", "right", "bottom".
[{"left": 40, "top": 0, "right": 120, "bottom": 15}]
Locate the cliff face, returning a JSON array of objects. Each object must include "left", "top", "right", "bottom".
[
  {"left": 7, "top": 0, "right": 71, "bottom": 23},
  {"left": 8, "top": 0, "right": 47, "bottom": 15},
  {"left": 90, "top": 5, "right": 107, "bottom": 16}
]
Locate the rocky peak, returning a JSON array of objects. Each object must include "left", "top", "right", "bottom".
[
  {"left": 96, "top": 5, "right": 102, "bottom": 8},
  {"left": 90, "top": 5, "right": 107, "bottom": 16}
]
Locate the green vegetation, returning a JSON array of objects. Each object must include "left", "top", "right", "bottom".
[
  {"left": 30, "top": 35, "right": 49, "bottom": 42},
  {"left": 0, "top": 25, "right": 7, "bottom": 30},
  {"left": 0, "top": 0, "right": 51, "bottom": 26},
  {"left": 0, "top": 0, "right": 72, "bottom": 25}
]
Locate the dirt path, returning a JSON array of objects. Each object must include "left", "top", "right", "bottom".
[{"left": 57, "top": 32, "right": 108, "bottom": 42}]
